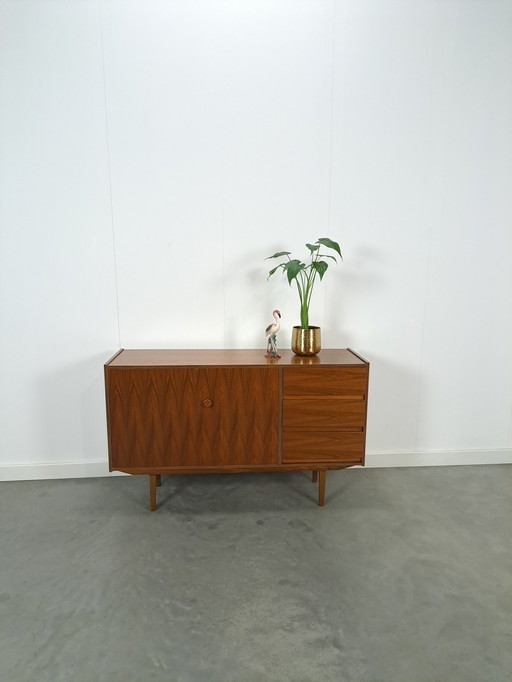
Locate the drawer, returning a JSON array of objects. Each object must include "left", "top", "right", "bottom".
[
  {"left": 282, "top": 398, "right": 365, "bottom": 430},
  {"left": 283, "top": 367, "right": 367, "bottom": 396},
  {"left": 282, "top": 432, "right": 365, "bottom": 463}
]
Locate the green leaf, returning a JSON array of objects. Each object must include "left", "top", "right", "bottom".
[
  {"left": 267, "top": 265, "right": 284, "bottom": 279},
  {"left": 266, "top": 251, "right": 291, "bottom": 260},
  {"left": 306, "top": 243, "right": 320, "bottom": 252},
  {"left": 319, "top": 254, "right": 337, "bottom": 262},
  {"left": 316, "top": 238, "right": 342, "bottom": 259},
  {"left": 312, "top": 260, "right": 329, "bottom": 280},
  {"left": 283, "top": 259, "right": 305, "bottom": 285},
  {"left": 283, "top": 259, "right": 302, "bottom": 269}
]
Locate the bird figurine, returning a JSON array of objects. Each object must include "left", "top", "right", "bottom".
[{"left": 265, "top": 309, "right": 281, "bottom": 358}]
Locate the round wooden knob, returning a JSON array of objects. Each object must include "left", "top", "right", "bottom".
[{"left": 202, "top": 398, "right": 213, "bottom": 408}]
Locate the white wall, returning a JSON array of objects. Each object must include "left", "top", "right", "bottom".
[{"left": 1, "top": 0, "right": 511, "bottom": 479}]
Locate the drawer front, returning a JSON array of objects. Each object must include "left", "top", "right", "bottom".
[
  {"left": 283, "top": 367, "right": 367, "bottom": 396},
  {"left": 282, "top": 398, "right": 365, "bottom": 430},
  {"left": 282, "top": 432, "right": 365, "bottom": 463}
]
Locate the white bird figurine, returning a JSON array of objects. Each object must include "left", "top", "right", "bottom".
[{"left": 265, "top": 309, "right": 281, "bottom": 358}]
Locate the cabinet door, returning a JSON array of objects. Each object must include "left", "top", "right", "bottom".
[{"left": 106, "top": 367, "right": 278, "bottom": 469}]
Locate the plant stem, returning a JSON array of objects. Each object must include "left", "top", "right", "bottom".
[
  {"left": 296, "top": 267, "right": 307, "bottom": 328},
  {"left": 300, "top": 301, "right": 308, "bottom": 329}
]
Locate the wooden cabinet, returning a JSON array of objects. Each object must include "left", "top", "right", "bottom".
[{"left": 105, "top": 349, "right": 369, "bottom": 510}]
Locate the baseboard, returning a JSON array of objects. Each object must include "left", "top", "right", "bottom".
[
  {"left": 1, "top": 449, "right": 511, "bottom": 481},
  {"left": 0, "top": 461, "right": 128, "bottom": 481},
  {"left": 365, "top": 449, "right": 512, "bottom": 468}
]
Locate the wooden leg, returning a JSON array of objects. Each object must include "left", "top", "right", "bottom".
[
  {"left": 318, "top": 470, "right": 326, "bottom": 507},
  {"left": 156, "top": 474, "right": 162, "bottom": 487},
  {"left": 149, "top": 474, "right": 157, "bottom": 511},
  {"left": 312, "top": 470, "right": 318, "bottom": 483}
]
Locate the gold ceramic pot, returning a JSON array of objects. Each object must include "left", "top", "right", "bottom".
[{"left": 291, "top": 326, "right": 321, "bottom": 356}]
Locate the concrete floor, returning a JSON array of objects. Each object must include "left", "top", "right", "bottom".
[{"left": 0, "top": 466, "right": 510, "bottom": 682}]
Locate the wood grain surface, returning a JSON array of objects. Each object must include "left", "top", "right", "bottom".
[
  {"left": 111, "top": 463, "right": 353, "bottom": 474},
  {"left": 104, "top": 349, "right": 370, "bottom": 507},
  {"left": 282, "top": 398, "right": 366, "bottom": 430},
  {"left": 282, "top": 431, "right": 365, "bottom": 463},
  {"left": 283, "top": 367, "right": 367, "bottom": 396},
  {"left": 106, "top": 367, "right": 279, "bottom": 468},
  {"left": 106, "top": 348, "right": 367, "bottom": 367}
]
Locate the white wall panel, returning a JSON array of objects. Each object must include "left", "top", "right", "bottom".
[
  {"left": 0, "top": 1, "right": 118, "bottom": 465},
  {"left": 101, "top": 1, "right": 227, "bottom": 348},
  {"left": 218, "top": 1, "right": 334, "bottom": 348},
  {"left": 328, "top": 1, "right": 439, "bottom": 452},
  {"left": 1, "top": 0, "right": 511, "bottom": 475},
  {"left": 326, "top": 0, "right": 512, "bottom": 455},
  {"left": 414, "top": 2, "right": 512, "bottom": 451}
]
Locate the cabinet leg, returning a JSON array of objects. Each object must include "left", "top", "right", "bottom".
[
  {"left": 149, "top": 474, "right": 157, "bottom": 511},
  {"left": 156, "top": 474, "right": 162, "bottom": 487},
  {"left": 312, "top": 470, "right": 318, "bottom": 483},
  {"left": 318, "top": 470, "right": 326, "bottom": 507}
]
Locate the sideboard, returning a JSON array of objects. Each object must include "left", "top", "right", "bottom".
[{"left": 104, "top": 349, "right": 369, "bottom": 510}]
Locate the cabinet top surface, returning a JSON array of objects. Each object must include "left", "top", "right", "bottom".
[{"left": 106, "top": 348, "right": 367, "bottom": 368}]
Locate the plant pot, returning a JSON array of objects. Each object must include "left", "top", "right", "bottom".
[{"left": 291, "top": 326, "right": 321, "bottom": 356}]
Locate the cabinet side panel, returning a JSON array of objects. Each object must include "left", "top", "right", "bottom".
[{"left": 104, "top": 366, "right": 114, "bottom": 471}]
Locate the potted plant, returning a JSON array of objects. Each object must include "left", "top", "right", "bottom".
[{"left": 266, "top": 237, "right": 342, "bottom": 356}]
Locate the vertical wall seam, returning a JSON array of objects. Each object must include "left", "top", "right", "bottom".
[
  {"left": 219, "top": 169, "right": 226, "bottom": 348},
  {"left": 508, "top": 399, "right": 512, "bottom": 448},
  {"left": 324, "top": 0, "right": 337, "bottom": 346},
  {"left": 413, "top": 223, "right": 434, "bottom": 453},
  {"left": 412, "top": 13, "right": 453, "bottom": 453},
  {"left": 327, "top": 0, "right": 336, "bottom": 235},
  {"left": 99, "top": 0, "right": 122, "bottom": 348},
  {"left": 507, "top": 352, "right": 512, "bottom": 446}
]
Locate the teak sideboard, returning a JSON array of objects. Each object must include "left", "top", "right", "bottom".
[{"left": 104, "top": 349, "right": 369, "bottom": 510}]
